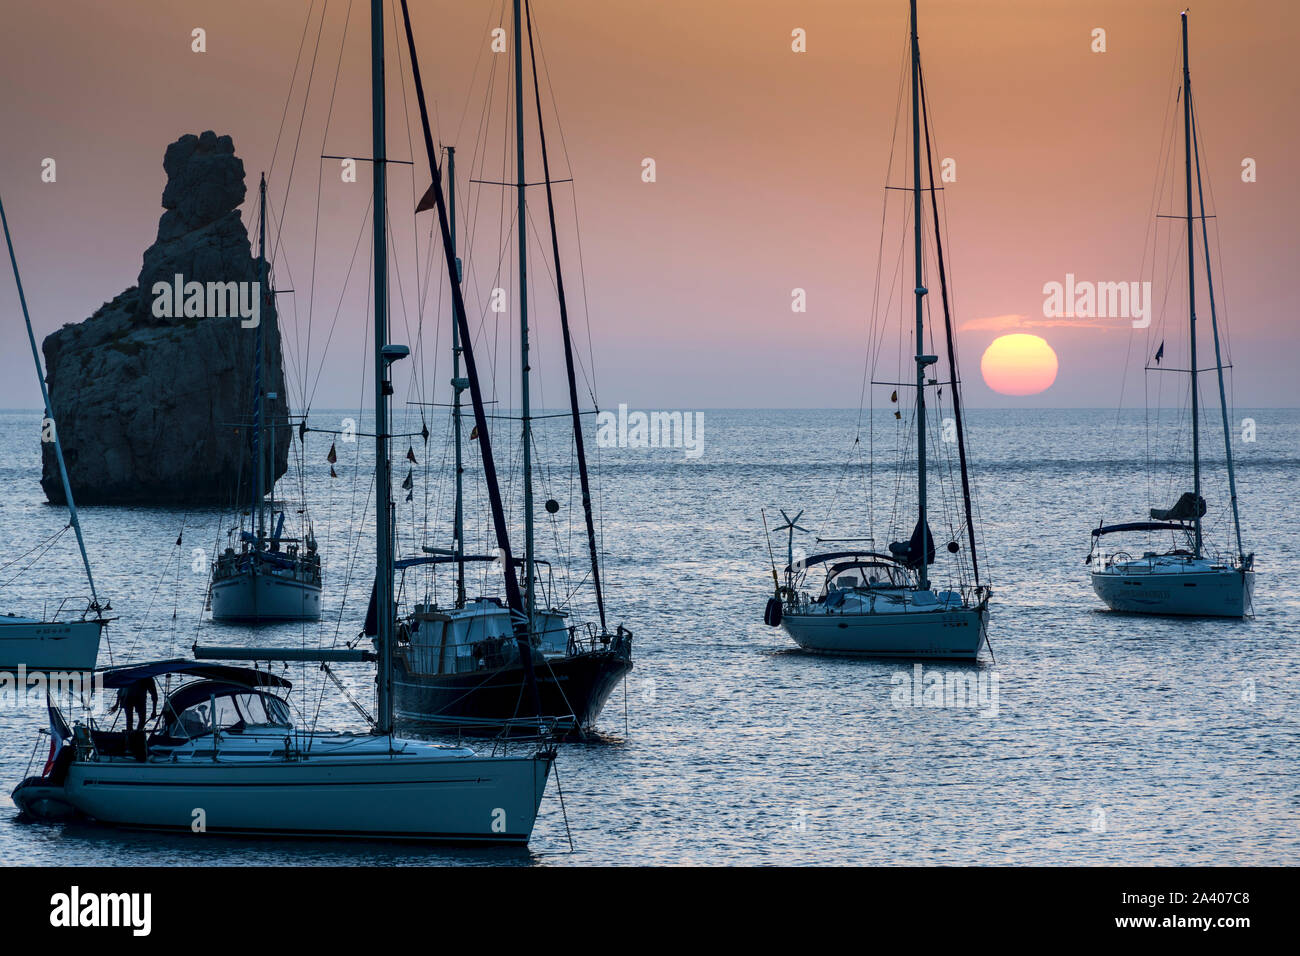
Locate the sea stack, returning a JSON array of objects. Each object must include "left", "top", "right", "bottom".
[{"left": 40, "top": 131, "right": 289, "bottom": 505}]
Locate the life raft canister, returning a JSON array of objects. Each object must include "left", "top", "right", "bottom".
[{"left": 763, "top": 597, "right": 783, "bottom": 627}]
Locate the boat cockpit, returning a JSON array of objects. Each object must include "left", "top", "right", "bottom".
[
  {"left": 820, "top": 558, "right": 913, "bottom": 597},
  {"left": 75, "top": 660, "right": 296, "bottom": 760},
  {"left": 158, "top": 680, "right": 294, "bottom": 742}
]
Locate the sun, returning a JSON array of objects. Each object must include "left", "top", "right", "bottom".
[{"left": 980, "top": 333, "right": 1058, "bottom": 396}]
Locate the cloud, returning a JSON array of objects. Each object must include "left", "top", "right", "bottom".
[
  {"left": 958, "top": 313, "right": 1119, "bottom": 333},
  {"left": 959, "top": 313, "right": 1030, "bottom": 332}
]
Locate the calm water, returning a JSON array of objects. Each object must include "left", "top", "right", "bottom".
[{"left": 1, "top": 407, "right": 1297, "bottom": 866}]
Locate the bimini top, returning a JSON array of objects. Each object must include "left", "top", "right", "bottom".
[
  {"left": 99, "top": 658, "right": 291, "bottom": 690},
  {"left": 784, "top": 551, "right": 907, "bottom": 574},
  {"left": 1090, "top": 521, "right": 1192, "bottom": 539}
]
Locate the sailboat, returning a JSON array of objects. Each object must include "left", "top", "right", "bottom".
[
  {"left": 1088, "top": 11, "right": 1255, "bottom": 618},
  {"left": 208, "top": 175, "right": 322, "bottom": 622},
  {"left": 0, "top": 194, "right": 110, "bottom": 672},
  {"left": 387, "top": 0, "right": 632, "bottom": 737},
  {"left": 762, "top": 0, "right": 990, "bottom": 660},
  {"left": 11, "top": 0, "right": 554, "bottom": 844}
]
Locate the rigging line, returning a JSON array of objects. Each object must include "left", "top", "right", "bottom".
[
  {"left": 271, "top": 0, "right": 330, "bottom": 273},
  {"left": 272, "top": 3, "right": 331, "bottom": 406},
  {"left": 306, "top": 0, "right": 356, "bottom": 417},
  {"left": 310, "top": 316, "right": 374, "bottom": 729},
  {"left": 307, "top": 196, "right": 373, "bottom": 409},
  {"left": 459, "top": 26, "right": 503, "bottom": 338},
  {"left": 261, "top": 189, "right": 301, "bottom": 397},
  {"left": 530, "top": 11, "right": 600, "bottom": 405},
  {"left": 453, "top": 0, "right": 505, "bottom": 151},
  {"left": 263, "top": 199, "right": 308, "bottom": 408},
  {"left": 389, "top": 0, "right": 429, "bottom": 412},
  {"left": 384, "top": 203, "right": 420, "bottom": 410},
  {"left": 860, "top": 29, "right": 912, "bottom": 440},
  {"left": 118, "top": 535, "right": 180, "bottom": 666},
  {"left": 0, "top": 525, "right": 69, "bottom": 591},
  {"left": 1189, "top": 89, "right": 1243, "bottom": 558},
  {"left": 0, "top": 524, "right": 68, "bottom": 575},
  {"left": 919, "top": 56, "right": 980, "bottom": 587},
  {"left": 269, "top": 0, "right": 319, "bottom": 178},
  {"left": 1192, "top": 92, "right": 1236, "bottom": 374},
  {"left": 1118, "top": 49, "right": 1182, "bottom": 460}
]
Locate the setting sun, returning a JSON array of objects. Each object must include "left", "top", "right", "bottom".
[{"left": 980, "top": 333, "right": 1059, "bottom": 396}]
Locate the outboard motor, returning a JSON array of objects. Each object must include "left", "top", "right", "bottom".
[{"left": 763, "top": 596, "right": 783, "bottom": 627}]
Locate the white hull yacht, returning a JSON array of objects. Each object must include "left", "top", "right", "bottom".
[
  {"left": 781, "top": 553, "right": 988, "bottom": 659},
  {"left": 1, "top": 193, "right": 111, "bottom": 672},
  {"left": 209, "top": 175, "right": 321, "bottom": 624},
  {"left": 1087, "top": 13, "right": 1256, "bottom": 620},
  {"left": 764, "top": 1, "right": 991, "bottom": 660},
  {"left": 210, "top": 552, "right": 321, "bottom": 621},
  {"left": 12, "top": 0, "right": 558, "bottom": 847},
  {"left": 0, "top": 618, "right": 104, "bottom": 672},
  {"left": 13, "top": 660, "right": 551, "bottom": 843},
  {"left": 1091, "top": 554, "right": 1254, "bottom": 618}
]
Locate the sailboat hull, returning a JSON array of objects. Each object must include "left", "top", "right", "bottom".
[
  {"left": 782, "top": 601, "right": 988, "bottom": 660},
  {"left": 210, "top": 570, "right": 321, "bottom": 622},
  {"left": 0, "top": 618, "right": 103, "bottom": 671},
  {"left": 1091, "top": 566, "right": 1254, "bottom": 618},
  {"left": 53, "top": 745, "right": 552, "bottom": 844},
  {"left": 395, "top": 651, "right": 632, "bottom": 737}
]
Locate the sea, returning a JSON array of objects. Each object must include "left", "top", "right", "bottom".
[{"left": 1, "top": 407, "right": 1296, "bottom": 866}]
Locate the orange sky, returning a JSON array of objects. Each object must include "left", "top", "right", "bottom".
[{"left": 1, "top": 0, "right": 1297, "bottom": 408}]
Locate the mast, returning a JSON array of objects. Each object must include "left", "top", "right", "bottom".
[
  {"left": 0, "top": 195, "right": 102, "bottom": 617},
  {"left": 910, "top": 0, "right": 931, "bottom": 591},
  {"left": 524, "top": 0, "right": 607, "bottom": 629},
  {"left": 254, "top": 175, "right": 268, "bottom": 545},
  {"left": 1189, "top": 83, "right": 1246, "bottom": 562},
  {"left": 371, "top": 0, "right": 395, "bottom": 734},
  {"left": 514, "top": 0, "right": 536, "bottom": 627},
  {"left": 397, "top": 0, "right": 545, "bottom": 723},
  {"left": 448, "top": 146, "right": 467, "bottom": 607},
  {"left": 1182, "top": 10, "right": 1202, "bottom": 559}
]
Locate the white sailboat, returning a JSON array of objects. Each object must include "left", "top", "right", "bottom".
[
  {"left": 763, "top": 0, "right": 990, "bottom": 660},
  {"left": 11, "top": 0, "right": 555, "bottom": 844},
  {"left": 0, "top": 194, "right": 110, "bottom": 672},
  {"left": 13, "top": 658, "right": 551, "bottom": 842},
  {"left": 209, "top": 175, "right": 322, "bottom": 622},
  {"left": 1088, "top": 12, "right": 1255, "bottom": 619}
]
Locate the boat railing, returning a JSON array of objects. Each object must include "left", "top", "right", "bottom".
[
  {"left": 47, "top": 597, "right": 72, "bottom": 622},
  {"left": 565, "top": 622, "right": 633, "bottom": 657},
  {"left": 1098, "top": 548, "right": 1249, "bottom": 573}
]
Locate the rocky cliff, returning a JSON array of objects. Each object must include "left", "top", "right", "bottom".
[{"left": 41, "top": 131, "right": 289, "bottom": 505}]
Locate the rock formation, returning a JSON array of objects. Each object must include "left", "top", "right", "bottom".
[{"left": 41, "top": 131, "right": 289, "bottom": 505}]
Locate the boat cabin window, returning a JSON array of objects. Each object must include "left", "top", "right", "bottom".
[
  {"left": 170, "top": 689, "right": 292, "bottom": 738},
  {"left": 822, "top": 560, "right": 910, "bottom": 593}
]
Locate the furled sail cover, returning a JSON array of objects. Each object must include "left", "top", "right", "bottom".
[
  {"left": 1149, "top": 492, "right": 1207, "bottom": 521},
  {"left": 888, "top": 519, "right": 936, "bottom": 569}
]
